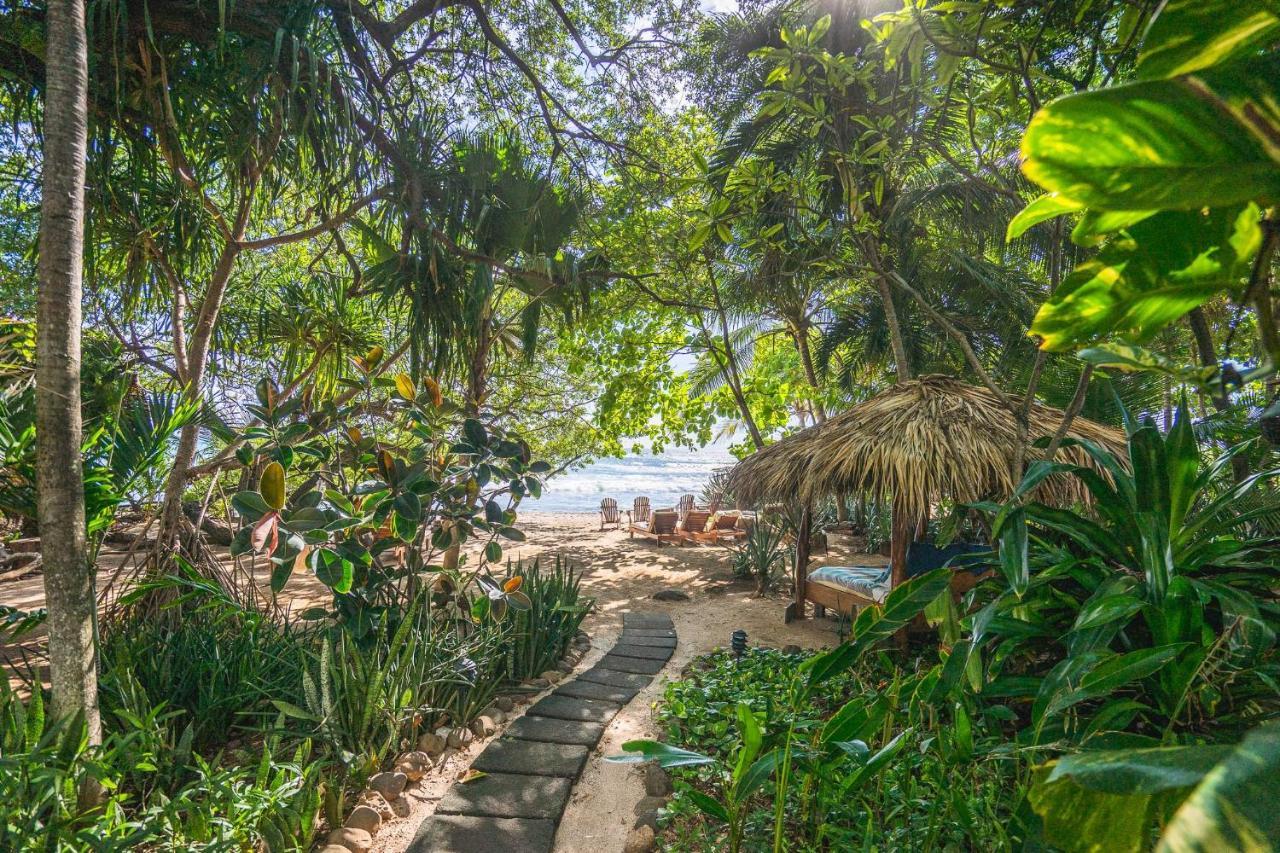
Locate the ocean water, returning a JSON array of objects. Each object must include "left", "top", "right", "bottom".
[{"left": 526, "top": 445, "right": 739, "bottom": 514}]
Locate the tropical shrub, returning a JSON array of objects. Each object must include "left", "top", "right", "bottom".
[
  {"left": 1007, "top": 0, "right": 1280, "bottom": 391},
  {"left": 502, "top": 556, "right": 593, "bottom": 681},
  {"left": 611, "top": 571, "right": 972, "bottom": 852},
  {"left": 627, "top": 641, "right": 1027, "bottom": 851},
  {"left": 227, "top": 365, "right": 547, "bottom": 640},
  {"left": 0, "top": 680, "right": 322, "bottom": 852},
  {"left": 975, "top": 404, "right": 1280, "bottom": 743},
  {"left": 730, "top": 520, "right": 790, "bottom": 595},
  {"left": 100, "top": 567, "right": 310, "bottom": 753}
]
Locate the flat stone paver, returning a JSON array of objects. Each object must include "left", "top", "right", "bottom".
[
  {"left": 623, "top": 613, "right": 674, "bottom": 628},
  {"left": 437, "top": 772, "right": 571, "bottom": 820},
  {"left": 527, "top": 693, "right": 620, "bottom": 724},
  {"left": 554, "top": 679, "right": 641, "bottom": 704},
  {"left": 411, "top": 611, "right": 678, "bottom": 845},
  {"left": 408, "top": 815, "right": 556, "bottom": 853},
  {"left": 505, "top": 715, "right": 605, "bottom": 746},
  {"left": 622, "top": 628, "right": 677, "bottom": 639},
  {"left": 471, "top": 738, "right": 589, "bottom": 778},
  {"left": 618, "top": 633, "right": 678, "bottom": 648},
  {"left": 609, "top": 643, "right": 673, "bottom": 661},
  {"left": 577, "top": 666, "right": 653, "bottom": 689},
  {"left": 598, "top": 653, "right": 667, "bottom": 675}
]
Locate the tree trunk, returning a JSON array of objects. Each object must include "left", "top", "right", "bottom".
[
  {"left": 875, "top": 276, "right": 912, "bottom": 384},
  {"left": 792, "top": 324, "right": 827, "bottom": 422},
  {"left": 36, "top": 0, "right": 102, "bottom": 773},
  {"left": 155, "top": 231, "right": 244, "bottom": 555}
]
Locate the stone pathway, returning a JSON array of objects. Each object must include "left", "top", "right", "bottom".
[{"left": 408, "top": 612, "right": 677, "bottom": 853}]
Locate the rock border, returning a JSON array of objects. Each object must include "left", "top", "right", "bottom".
[{"left": 407, "top": 612, "right": 678, "bottom": 853}]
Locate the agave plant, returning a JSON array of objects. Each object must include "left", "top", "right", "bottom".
[{"left": 976, "top": 401, "right": 1280, "bottom": 742}]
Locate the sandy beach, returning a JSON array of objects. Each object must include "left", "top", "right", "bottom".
[{"left": 1, "top": 510, "right": 880, "bottom": 853}]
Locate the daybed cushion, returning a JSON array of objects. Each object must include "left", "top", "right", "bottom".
[{"left": 806, "top": 566, "right": 890, "bottom": 604}]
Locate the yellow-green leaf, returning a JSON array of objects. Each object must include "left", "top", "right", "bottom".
[
  {"left": 395, "top": 373, "right": 416, "bottom": 401},
  {"left": 260, "top": 461, "right": 286, "bottom": 510}
]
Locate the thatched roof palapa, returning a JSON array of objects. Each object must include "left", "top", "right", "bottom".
[{"left": 727, "top": 375, "right": 1127, "bottom": 519}]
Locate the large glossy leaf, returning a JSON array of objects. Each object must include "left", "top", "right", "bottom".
[
  {"left": 1021, "top": 54, "right": 1280, "bottom": 211},
  {"left": 1138, "top": 0, "right": 1280, "bottom": 79},
  {"left": 1030, "top": 743, "right": 1231, "bottom": 853},
  {"left": 1006, "top": 192, "right": 1084, "bottom": 241},
  {"left": 260, "top": 461, "right": 286, "bottom": 510},
  {"left": 1158, "top": 723, "right": 1280, "bottom": 850},
  {"left": 1032, "top": 206, "right": 1262, "bottom": 350}
]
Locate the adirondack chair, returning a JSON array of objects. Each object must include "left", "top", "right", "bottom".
[
  {"left": 676, "top": 494, "right": 695, "bottom": 522},
  {"left": 627, "top": 496, "right": 651, "bottom": 526},
  {"left": 599, "top": 498, "right": 622, "bottom": 530},
  {"left": 630, "top": 509, "right": 681, "bottom": 546}
]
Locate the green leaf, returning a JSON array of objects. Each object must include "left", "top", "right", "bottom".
[
  {"left": 270, "top": 700, "right": 319, "bottom": 723},
  {"left": 1006, "top": 193, "right": 1085, "bottom": 241},
  {"left": 1046, "top": 745, "right": 1231, "bottom": 796},
  {"left": 314, "top": 549, "right": 354, "bottom": 594},
  {"left": 733, "top": 702, "right": 763, "bottom": 784},
  {"left": 687, "top": 789, "right": 730, "bottom": 823},
  {"left": 231, "top": 490, "right": 271, "bottom": 521},
  {"left": 608, "top": 740, "right": 716, "bottom": 769},
  {"left": 270, "top": 559, "right": 294, "bottom": 593},
  {"left": 1021, "top": 54, "right": 1280, "bottom": 211},
  {"left": 286, "top": 507, "right": 327, "bottom": 531},
  {"left": 1078, "top": 343, "right": 1218, "bottom": 386},
  {"left": 1042, "top": 645, "right": 1187, "bottom": 720},
  {"left": 1072, "top": 593, "right": 1145, "bottom": 633},
  {"left": 998, "top": 508, "right": 1030, "bottom": 595},
  {"left": 1139, "top": 1, "right": 1280, "bottom": 79},
  {"left": 1032, "top": 205, "right": 1262, "bottom": 350},
  {"left": 1157, "top": 723, "right": 1280, "bottom": 850}
]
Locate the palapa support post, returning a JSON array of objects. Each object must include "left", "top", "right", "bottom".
[
  {"left": 889, "top": 499, "right": 912, "bottom": 590},
  {"left": 786, "top": 501, "right": 812, "bottom": 623},
  {"left": 889, "top": 498, "right": 913, "bottom": 646}
]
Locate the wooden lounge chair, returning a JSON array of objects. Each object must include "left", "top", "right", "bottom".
[
  {"left": 630, "top": 509, "right": 682, "bottom": 546},
  {"left": 798, "top": 541, "right": 992, "bottom": 620},
  {"left": 678, "top": 509, "right": 714, "bottom": 543},
  {"left": 599, "top": 498, "right": 622, "bottom": 531},
  {"left": 676, "top": 494, "right": 695, "bottom": 522},
  {"left": 703, "top": 511, "right": 748, "bottom": 544},
  {"left": 627, "top": 496, "right": 651, "bottom": 527}
]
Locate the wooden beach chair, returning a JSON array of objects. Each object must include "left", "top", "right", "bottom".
[
  {"left": 678, "top": 509, "right": 714, "bottom": 543},
  {"left": 599, "top": 498, "right": 622, "bottom": 531},
  {"left": 627, "top": 496, "right": 651, "bottom": 526},
  {"left": 630, "top": 509, "right": 681, "bottom": 546},
  {"left": 704, "top": 511, "right": 748, "bottom": 544},
  {"left": 676, "top": 494, "right": 695, "bottom": 522}
]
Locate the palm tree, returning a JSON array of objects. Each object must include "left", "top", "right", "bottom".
[{"left": 35, "top": 0, "right": 101, "bottom": 774}]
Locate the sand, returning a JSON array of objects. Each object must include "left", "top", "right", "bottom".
[{"left": 1, "top": 510, "right": 881, "bottom": 852}]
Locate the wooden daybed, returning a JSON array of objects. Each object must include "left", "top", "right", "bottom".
[{"left": 798, "top": 541, "right": 992, "bottom": 620}]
